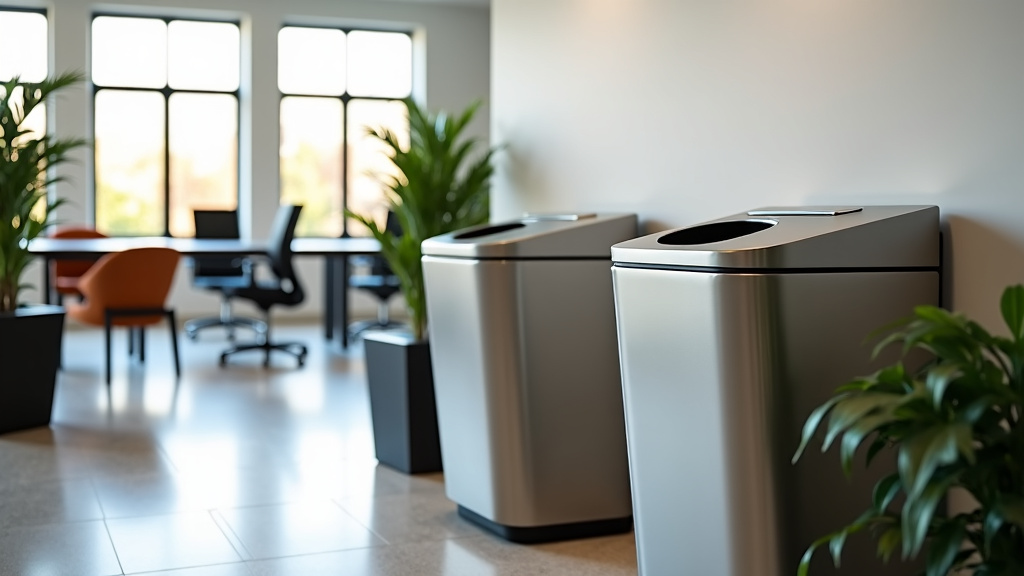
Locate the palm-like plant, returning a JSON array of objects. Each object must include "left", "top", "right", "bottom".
[
  {"left": 348, "top": 98, "right": 497, "bottom": 341},
  {"left": 0, "top": 71, "right": 85, "bottom": 312},
  {"left": 793, "top": 285, "right": 1024, "bottom": 576}
]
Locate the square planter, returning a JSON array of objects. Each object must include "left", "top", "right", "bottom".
[
  {"left": 0, "top": 305, "right": 64, "bottom": 435},
  {"left": 363, "top": 331, "right": 442, "bottom": 474}
]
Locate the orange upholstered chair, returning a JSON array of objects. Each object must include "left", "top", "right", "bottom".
[
  {"left": 65, "top": 247, "right": 182, "bottom": 384},
  {"left": 51, "top": 227, "right": 109, "bottom": 304}
]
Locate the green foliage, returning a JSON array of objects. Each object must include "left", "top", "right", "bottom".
[
  {"left": 347, "top": 98, "right": 497, "bottom": 341},
  {"left": 0, "top": 72, "right": 86, "bottom": 312},
  {"left": 793, "top": 285, "right": 1024, "bottom": 576}
]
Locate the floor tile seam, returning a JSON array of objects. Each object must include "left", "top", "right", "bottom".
[
  {"left": 207, "top": 496, "right": 349, "bottom": 515},
  {"left": 238, "top": 540, "right": 394, "bottom": 565},
  {"left": 120, "top": 559, "right": 253, "bottom": 576},
  {"left": 201, "top": 496, "right": 315, "bottom": 514},
  {"left": 209, "top": 509, "right": 255, "bottom": 562},
  {"left": 329, "top": 496, "right": 394, "bottom": 546},
  {"left": 86, "top": 474, "right": 109, "bottom": 523},
  {"left": 99, "top": 505, "right": 260, "bottom": 523},
  {"left": 100, "top": 517, "right": 128, "bottom": 576},
  {"left": 152, "top": 440, "right": 184, "bottom": 476},
  {"left": 209, "top": 498, "right": 394, "bottom": 548}
]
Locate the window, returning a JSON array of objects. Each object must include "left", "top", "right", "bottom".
[
  {"left": 0, "top": 8, "right": 47, "bottom": 82},
  {"left": 91, "top": 15, "right": 240, "bottom": 237},
  {"left": 278, "top": 26, "right": 412, "bottom": 237},
  {"left": 0, "top": 7, "right": 48, "bottom": 138}
]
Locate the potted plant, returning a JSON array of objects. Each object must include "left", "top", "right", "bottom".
[
  {"left": 793, "top": 284, "right": 1024, "bottom": 575},
  {"left": 348, "top": 97, "right": 496, "bottom": 473},
  {"left": 0, "top": 72, "right": 86, "bottom": 435}
]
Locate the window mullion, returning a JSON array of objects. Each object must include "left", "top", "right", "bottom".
[{"left": 341, "top": 96, "right": 349, "bottom": 238}]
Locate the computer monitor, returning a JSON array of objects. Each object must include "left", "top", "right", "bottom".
[{"left": 193, "top": 209, "right": 240, "bottom": 240}]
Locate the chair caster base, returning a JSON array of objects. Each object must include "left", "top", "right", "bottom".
[
  {"left": 219, "top": 341, "right": 308, "bottom": 369},
  {"left": 185, "top": 317, "right": 264, "bottom": 342}
]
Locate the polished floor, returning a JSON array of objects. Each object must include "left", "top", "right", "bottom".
[{"left": 0, "top": 321, "right": 638, "bottom": 576}]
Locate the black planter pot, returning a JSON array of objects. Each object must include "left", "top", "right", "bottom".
[
  {"left": 363, "top": 331, "right": 442, "bottom": 474},
  {"left": 0, "top": 305, "right": 65, "bottom": 435}
]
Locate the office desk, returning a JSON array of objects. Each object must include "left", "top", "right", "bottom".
[{"left": 28, "top": 236, "right": 382, "bottom": 349}]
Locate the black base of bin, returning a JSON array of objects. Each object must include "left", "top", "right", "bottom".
[{"left": 457, "top": 505, "right": 633, "bottom": 544}]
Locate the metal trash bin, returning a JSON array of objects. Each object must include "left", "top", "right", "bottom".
[
  {"left": 422, "top": 212, "right": 638, "bottom": 543},
  {"left": 611, "top": 206, "right": 940, "bottom": 576}
]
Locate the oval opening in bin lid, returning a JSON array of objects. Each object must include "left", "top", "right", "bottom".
[
  {"left": 658, "top": 219, "right": 776, "bottom": 246},
  {"left": 453, "top": 222, "right": 526, "bottom": 240}
]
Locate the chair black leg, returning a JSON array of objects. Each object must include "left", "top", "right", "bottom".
[
  {"left": 139, "top": 327, "right": 146, "bottom": 363},
  {"left": 219, "top": 310, "right": 307, "bottom": 368},
  {"left": 128, "top": 326, "right": 134, "bottom": 357},
  {"left": 167, "top": 310, "right": 181, "bottom": 379},
  {"left": 104, "top": 315, "right": 113, "bottom": 385}
]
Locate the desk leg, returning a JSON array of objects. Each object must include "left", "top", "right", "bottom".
[
  {"left": 341, "top": 256, "right": 350, "bottom": 349},
  {"left": 324, "top": 255, "right": 351, "bottom": 349},
  {"left": 43, "top": 257, "right": 53, "bottom": 305},
  {"left": 325, "top": 256, "right": 335, "bottom": 341}
]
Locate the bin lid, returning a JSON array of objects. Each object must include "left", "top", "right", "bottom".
[
  {"left": 421, "top": 213, "right": 638, "bottom": 259},
  {"left": 611, "top": 205, "right": 939, "bottom": 270}
]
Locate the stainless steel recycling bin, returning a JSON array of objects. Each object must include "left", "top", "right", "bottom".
[
  {"left": 422, "top": 212, "right": 638, "bottom": 543},
  {"left": 611, "top": 206, "right": 940, "bottom": 576}
]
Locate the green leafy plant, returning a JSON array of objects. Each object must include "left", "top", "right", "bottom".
[
  {"left": 793, "top": 285, "right": 1024, "bottom": 576},
  {"left": 347, "top": 97, "right": 497, "bottom": 341},
  {"left": 0, "top": 72, "right": 86, "bottom": 312}
]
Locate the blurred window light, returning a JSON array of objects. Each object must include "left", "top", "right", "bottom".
[
  {"left": 91, "top": 14, "right": 240, "bottom": 237},
  {"left": 0, "top": 9, "right": 48, "bottom": 83},
  {"left": 278, "top": 26, "right": 412, "bottom": 237}
]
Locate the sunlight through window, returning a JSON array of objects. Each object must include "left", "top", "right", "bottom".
[
  {"left": 0, "top": 10, "right": 47, "bottom": 82},
  {"left": 92, "top": 14, "right": 240, "bottom": 237},
  {"left": 278, "top": 26, "right": 412, "bottom": 237}
]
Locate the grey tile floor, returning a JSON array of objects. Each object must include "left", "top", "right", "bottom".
[{"left": 0, "top": 322, "right": 638, "bottom": 575}]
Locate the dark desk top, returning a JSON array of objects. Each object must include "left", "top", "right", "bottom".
[{"left": 28, "top": 236, "right": 381, "bottom": 258}]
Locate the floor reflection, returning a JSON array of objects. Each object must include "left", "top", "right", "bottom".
[{"left": 0, "top": 322, "right": 638, "bottom": 575}]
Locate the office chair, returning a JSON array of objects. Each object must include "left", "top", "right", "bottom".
[
  {"left": 184, "top": 210, "right": 264, "bottom": 341},
  {"left": 348, "top": 210, "right": 403, "bottom": 338},
  {"left": 219, "top": 204, "right": 308, "bottom": 368},
  {"left": 50, "top": 227, "right": 108, "bottom": 304},
  {"left": 64, "top": 247, "right": 182, "bottom": 385}
]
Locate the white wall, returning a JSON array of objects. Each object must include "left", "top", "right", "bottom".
[
  {"left": 18, "top": 0, "right": 490, "bottom": 323},
  {"left": 491, "top": 0, "right": 1024, "bottom": 330}
]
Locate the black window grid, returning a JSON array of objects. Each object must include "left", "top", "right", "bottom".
[
  {"left": 90, "top": 12, "right": 242, "bottom": 238},
  {"left": 278, "top": 24, "right": 413, "bottom": 238}
]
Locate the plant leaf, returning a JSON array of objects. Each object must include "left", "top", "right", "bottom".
[
  {"left": 877, "top": 524, "right": 902, "bottom": 563},
  {"left": 897, "top": 423, "right": 966, "bottom": 501},
  {"left": 823, "top": 393, "right": 902, "bottom": 453},
  {"left": 901, "top": 472, "right": 955, "bottom": 557},
  {"left": 792, "top": 393, "right": 848, "bottom": 463},
  {"left": 872, "top": 473, "right": 902, "bottom": 512},
  {"left": 926, "top": 515, "right": 968, "bottom": 576},
  {"left": 1000, "top": 285, "right": 1024, "bottom": 343},
  {"left": 925, "top": 363, "right": 961, "bottom": 409},
  {"left": 839, "top": 408, "right": 898, "bottom": 476}
]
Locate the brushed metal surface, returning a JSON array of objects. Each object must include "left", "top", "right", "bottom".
[
  {"left": 747, "top": 206, "right": 863, "bottom": 216},
  {"left": 610, "top": 205, "right": 939, "bottom": 270},
  {"left": 424, "top": 256, "right": 633, "bottom": 527},
  {"left": 422, "top": 213, "right": 637, "bottom": 259},
  {"left": 613, "top": 267, "right": 937, "bottom": 576}
]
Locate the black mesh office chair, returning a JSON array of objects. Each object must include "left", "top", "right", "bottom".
[
  {"left": 185, "top": 210, "right": 264, "bottom": 341},
  {"left": 348, "top": 211, "right": 403, "bottom": 338},
  {"left": 219, "top": 204, "right": 308, "bottom": 367}
]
